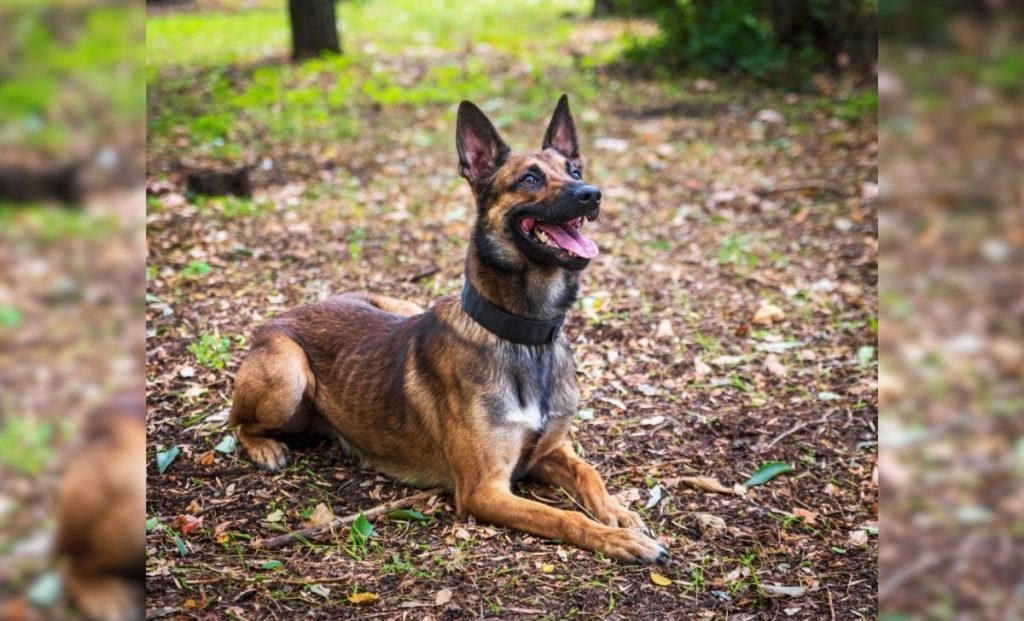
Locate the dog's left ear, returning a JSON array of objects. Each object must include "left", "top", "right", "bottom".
[{"left": 542, "top": 94, "right": 580, "bottom": 163}]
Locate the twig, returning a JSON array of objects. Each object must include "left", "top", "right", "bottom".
[
  {"left": 760, "top": 412, "right": 834, "bottom": 452},
  {"left": 878, "top": 551, "right": 948, "bottom": 601},
  {"left": 827, "top": 588, "right": 836, "bottom": 621},
  {"left": 256, "top": 487, "right": 445, "bottom": 550},
  {"left": 754, "top": 182, "right": 847, "bottom": 197},
  {"left": 605, "top": 457, "right": 697, "bottom": 478}
]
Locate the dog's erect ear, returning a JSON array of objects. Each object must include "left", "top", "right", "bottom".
[
  {"left": 457, "top": 101, "right": 509, "bottom": 183},
  {"left": 542, "top": 94, "right": 580, "bottom": 162}
]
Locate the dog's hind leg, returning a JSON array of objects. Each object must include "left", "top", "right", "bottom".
[
  {"left": 349, "top": 292, "right": 425, "bottom": 316},
  {"left": 229, "top": 330, "right": 315, "bottom": 471}
]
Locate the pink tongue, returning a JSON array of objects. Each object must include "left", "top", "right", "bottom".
[{"left": 535, "top": 222, "right": 599, "bottom": 259}]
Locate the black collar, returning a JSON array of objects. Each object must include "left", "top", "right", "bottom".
[{"left": 460, "top": 280, "right": 564, "bottom": 346}]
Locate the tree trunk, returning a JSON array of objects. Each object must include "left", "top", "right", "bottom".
[
  {"left": 288, "top": 0, "right": 340, "bottom": 62},
  {"left": 592, "top": 0, "right": 616, "bottom": 17}
]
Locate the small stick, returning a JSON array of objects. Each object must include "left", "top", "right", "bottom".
[
  {"left": 760, "top": 412, "right": 834, "bottom": 452},
  {"left": 256, "top": 487, "right": 445, "bottom": 550}
]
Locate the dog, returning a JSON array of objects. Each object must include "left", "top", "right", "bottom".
[
  {"left": 230, "top": 96, "right": 667, "bottom": 563},
  {"left": 55, "top": 389, "right": 146, "bottom": 621}
]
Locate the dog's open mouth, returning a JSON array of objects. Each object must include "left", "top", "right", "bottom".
[{"left": 519, "top": 216, "right": 599, "bottom": 259}]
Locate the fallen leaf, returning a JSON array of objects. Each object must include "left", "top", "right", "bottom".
[
  {"left": 650, "top": 572, "right": 672, "bottom": 586},
  {"left": 197, "top": 450, "right": 215, "bottom": 467},
  {"left": 454, "top": 527, "right": 471, "bottom": 540},
  {"left": 265, "top": 509, "right": 284, "bottom": 523},
  {"left": 305, "top": 503, "right": 333, "bottom": 527},
  {"left": 655, "top": 319, "right": 674, "bottom": 339},
  {"left": 752, "top": 300, "right": 785, "bottom": 325},
  {"left": 346, "top": 590, "right": 378, "bottom": 606},
  {"left": 761, "top": 584, "right": 808, "bottom": 598},
  {"left": 308, "top": 584, "right": 331, "bottom": 599},
  {"left": 639, "top": 415, "right": 664, "bottom": 426},
  {"left": 745, "top": 462, "right": 794, "bottom": 486},
  {"left": 26, "top": 572, "right": 62, "bottom": 607},
  {"left": 645, "top": 484, "right": 664, "bottom": 509},
  {"left": 541, "top": 563, "right": 555, "bottom": 573},
  {"left": 174, "top": 515, "right": 204, "bottom": 535},
  {"left": 693, "top": 356, "right": 712, "bottom": 377},
  {"left": 792, "top": 508, "right": 818, "bottom": 525},
  {"left": 764, "top": 354, "right": 787, "bottom": 377},
  {"left": 260, "top": 560, "right": 283, "bottom": 570},
  {"left": 694, "top": 513, "right": 727, "bottom": 539},
  {"left": 214, "top": 434, "right": 237, "bottom": 454},
  {"left": 637, "top": 384, "right": 661, "bottom": 397},
  {"left": 156, "top": 446, "right": 180, "bottom": 474},
  {"left": 677, "top": 476, "right": 736, "bottom": 495},
  {"left": 848, "top": 529, "right": 869, "bottom": 546},
  {"left": 387, "top": 509, "right": 430, "bottom": 522},
  {"left": 435, "top": 588, "right": 453, "bottom": 605}
]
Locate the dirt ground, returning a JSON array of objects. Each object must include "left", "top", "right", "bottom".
[{"left": 145, "top": 8, "right": 877, "bottom": 620}]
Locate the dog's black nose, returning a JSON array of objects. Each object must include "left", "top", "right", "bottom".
[{"left": 575, "top": 185, "right": 602, "bottom": 205}]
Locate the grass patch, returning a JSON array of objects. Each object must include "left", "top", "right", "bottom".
[
  {"left": 188, "top": 333, "right": 242, "bottom": 370},
  {"left": 0, "top": 418, "right": 54, "bottom": 475}
]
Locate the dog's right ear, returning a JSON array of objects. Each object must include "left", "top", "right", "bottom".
[{"left": 456, "top": 101, "right": 509, "bottom": 184}]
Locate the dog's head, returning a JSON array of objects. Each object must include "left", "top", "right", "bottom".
[{"left": 457, "top": 95, "right": 601, "bottom": 272}]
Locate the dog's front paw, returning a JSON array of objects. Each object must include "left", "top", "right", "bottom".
[
  {"left": 595, "top": 502, "right": 651, "bottom": 535},
  {"left": 596, "top": 527, "right": 668, "bottom": 564}
]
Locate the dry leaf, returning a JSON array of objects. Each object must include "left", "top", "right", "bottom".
[
  {"left": 848, "top": 529, "right": 869, "bottom": 546},
  {"left": 305, "top": 503, "right": 334, "bottom": 528},
  {"left": 678, "top": 476, "right": 736, "bottom": 495},
  {"left": 655, "top": 319, "right": 674, "bottom": 339},
  {"left": 764, "top": 354, "right": 787, "bottom": 377},
  {"left": 694, "top": 513, "right": 727, "bottom": 539},
  {"left": 752, "top": 300, "right": 785, "bottom": 325},
  {"left": 197, "top": 450, "right": 215, "bottom": 467},
  {"left": 435, "top": 588, "right": 453, "bottom": 605},
  {"left": 347, "top": 592, "right": 379, "bottom": 605},
  {"left": 174, "top": 515, "right": 203, "bottom": 535},
  {"left": 650, "top": 572, "right": 672, "bottom": 586},
  {"left": 761, "top": 584, "right": 808, "bottom": 598},
  {"left": 792, "top": 508, "right": 818, "bottom": 525},
  {"left": 693, "top": 356, "right": 712, "bottom": 377}
]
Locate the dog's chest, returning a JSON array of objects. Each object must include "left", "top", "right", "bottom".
[{"left": 492, "top": 343, "right": 577, "bottom": 431}]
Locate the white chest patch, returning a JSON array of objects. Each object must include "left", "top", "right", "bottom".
[{"left": 504, "top": 401, "right": 545, "bottom": 431}]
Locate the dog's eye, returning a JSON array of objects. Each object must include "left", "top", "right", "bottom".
[
  {"left": 570, "top": 169, "right": 582, "bottom": 180},
  {"left": 520, "top": 173, "right": 541, "bottom": 187}
]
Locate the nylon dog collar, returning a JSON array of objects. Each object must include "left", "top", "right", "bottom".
[{"left": 460, "top": 281, "right": 564, "bottom": 346}]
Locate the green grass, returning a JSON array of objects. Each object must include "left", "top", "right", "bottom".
[
  {"left": 147, "top": 0, "right": 589, "bottom": 68},
  {"left": 146, "top": 0, "right": 609, "bottom": 156},
  {"left": 188, "top": 333, "right": 241, "bottom": 370},
  {"left": 0, "top": 417, "right": 54, "bottom": 475}
]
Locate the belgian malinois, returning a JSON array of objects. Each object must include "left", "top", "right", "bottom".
[
  {"left": 56, "top": 390, "right": 146, "bottom": 621},
  {"left": 230, "top": 96, "right": 667, "bottom": 563}
]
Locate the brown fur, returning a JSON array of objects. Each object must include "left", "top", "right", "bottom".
[
  {"left": 229, "top": 97, "right": 666, "bottom": 563},
  {"left": 55, "top": 390, "right": 146, "bottom": 621}
]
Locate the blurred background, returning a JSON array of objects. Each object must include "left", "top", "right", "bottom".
[
  {"left": 0, "top": 2, "right": 146, "bottom": 620},
  {"left": 145, "top": 1, "right": 878, "bottom": 619},
  {"left": 878, "top": 2, "right": 1024, "bottom": 620}
]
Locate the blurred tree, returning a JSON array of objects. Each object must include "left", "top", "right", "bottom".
[
  {"left": 289, "top": 0, "right": 341, "bottom": 61},
  {"left": 592, "top": 0, "right": 665, "bottom": 18},
  {"left": 627, "top": 0, "right": 877, "bottom": 82}
]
